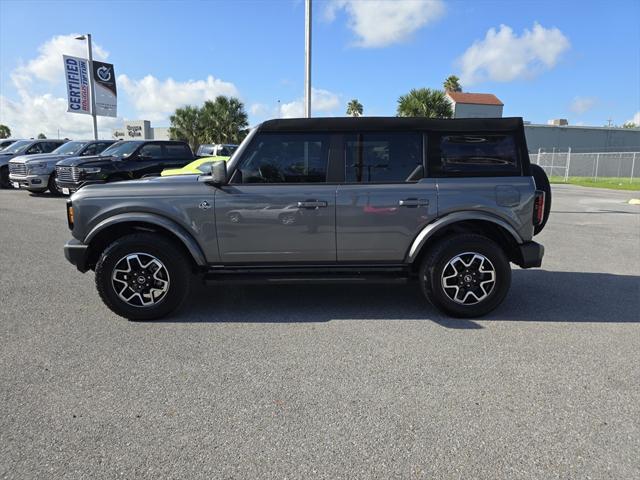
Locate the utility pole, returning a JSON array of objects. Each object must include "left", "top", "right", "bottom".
[
  {"left": 304, "top": 0, "right": 312, "bottom": 118},
  {"left": 76, "top": 34, "right": 98, "bottom": 140}
]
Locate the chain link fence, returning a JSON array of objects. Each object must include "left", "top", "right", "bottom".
[{"left": 530, "top": 149, "right": 640, "bottom": 184}]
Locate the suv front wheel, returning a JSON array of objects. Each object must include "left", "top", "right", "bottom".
[
  {"left": 420, "top": 234, "right": 511, "bottom": 318},
  {"left": 95, "top": 233, "right": 192, "bottom": 320}
]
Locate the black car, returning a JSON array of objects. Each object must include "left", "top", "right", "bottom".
[{"left": 55, "top": 140, "right": 194, "bottom": 194}]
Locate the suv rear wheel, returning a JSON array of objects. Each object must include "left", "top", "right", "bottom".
[
  {"left": 95, "top": 233, "right": 192, "bottom": 320},
  {"left": 419, "top": 234, "right": 511, "bottom": 318}
]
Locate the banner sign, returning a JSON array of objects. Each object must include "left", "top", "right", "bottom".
[
  {"left": 63, "top": 55, "right": 91, "bottom": 115},
  {"left": 92, "top": 61, "right": 117, "bottom": 117}
]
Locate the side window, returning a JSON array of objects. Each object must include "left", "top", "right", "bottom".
[
  {"left": 139, "top": 143, "right": 163, "bottom": 160},
  {"left": 82, "top": 144, "right": 97, "bottom": 156},
  {"left": 95, "top": 143, "right": 113, "bottom": 154},
  {"left": 345, "top": 132, "right": 422, "bottom": 183},
  {"left": 432, "top": 133, "right": 520, "bottom": 177},
  {"left": 236, "top": 133, "right": 329, "bottom": 183},
  {"left": 27, "top": 143, "right": 43, "bottom": 154},
  {"left": 164, "top": 144, "right": 191, "bottom": 158}
]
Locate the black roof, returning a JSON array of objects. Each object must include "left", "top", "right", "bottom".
[{"left": 259, "top": 116, "right": 524, "bottom": 133}]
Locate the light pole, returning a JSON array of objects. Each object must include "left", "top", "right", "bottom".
[
  {"left": 304, "top": 0, "right": 312, "bottom": 118},
  {"left": 75, "top": 34, "right": 98, "bottom": 140}
]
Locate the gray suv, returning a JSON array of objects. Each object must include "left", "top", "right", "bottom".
[{"left": 63, "top": 117, "right": 549, "bottom": 320}]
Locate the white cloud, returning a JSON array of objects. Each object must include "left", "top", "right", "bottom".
[
  {"left": 118, "top": 74, "right": 239, "bottom": 122},
  {"left": 279, "top": 88, "right": 341, "bottom": 118},
  {"left": 249, "top": 103, "right": 268, "bottom": 116},
  {"left": 325, "top": 0, "right": 445, "bottom": 48},
  {"left": 569, "top": 97, "right": 597, "bottom": 114},
  {"left": 458, "top": 23, "right": 570, "bottom": 85},
  {"left": 627, "top": 111, "right": 640, "bottom": 125}
]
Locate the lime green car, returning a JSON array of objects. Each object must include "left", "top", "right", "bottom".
[{"left": 161, "top": 156, "right": 229, "bottom": 176}]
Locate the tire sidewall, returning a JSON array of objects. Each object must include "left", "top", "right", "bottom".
[
  {"left": 96, "top": 235, "right": 190, "bottom": 320},
  {"left": 422, "top": 236, "right": 511, "bottom": 318},
  {"left": 48, "top": 172, "right": 61, "bottom": 195}
]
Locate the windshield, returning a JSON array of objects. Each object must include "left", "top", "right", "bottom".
[
  {"left": 1, "top": 140, "right": 32, "bottom": 154},
  {"left": 52, "top": 141, "right": 88, "bottom": 155},
  {"left": 101, "top": 142, "right": 140, "bottom": 158}
]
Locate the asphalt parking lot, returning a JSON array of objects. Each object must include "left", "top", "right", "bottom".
[{"left": 1, "top": 185, "right": 639, "bottom": 479}]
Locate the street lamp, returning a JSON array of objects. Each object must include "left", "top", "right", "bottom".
[{"left": 75, "top": 34, "right": 98, "bottom": 140}]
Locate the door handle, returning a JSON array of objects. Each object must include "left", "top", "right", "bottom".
[
  {"left": 398, "top": 198, "right": 429, "bottom": 207},
  {"left": 296, "top": 200, "right": 328, "bottom": 209}
]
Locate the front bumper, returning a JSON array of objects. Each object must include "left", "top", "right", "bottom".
[
  {"left": 9, "top": 173, "right": 50, "bottom": 190},
  {"left": 56, "top": 179, "right": 104, "bottom": 195},
  {"left": 64, "top": 238, "right": 90, "bottom": 273},
  {"left": 515, "top": 241, "right": 544, "bottom": 269}
]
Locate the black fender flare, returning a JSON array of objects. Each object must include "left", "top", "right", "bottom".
[
  {"left": 405, "top": 211, "right": 523, "bottom": 263},
  {"left": 84, "top": 212, "right": 207, "bottom": 266}
]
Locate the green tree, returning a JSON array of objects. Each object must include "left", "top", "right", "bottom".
[
  {"left": 37, "top": 133, "right": 47, "bottom": 139},
  {"left": 396, "top": 88, "right": 453, "bottom": 118},
  {"left": 0, "top": 124, "right": 10, "bottom": 139},
  {"left": 623, "top": 122, "right": 638, "bottom": 129},
  {"left": 443, "top": 75, "right": 462, "bottom": 92},
  {"left": 346, "top": 99, "right": 363, "bottom": 117},
  {"left": 169, "top": 105, "right": 203, "bottom": 152},
  {"left": 200, "top": 96, "right": 249, "bottom": 145}
]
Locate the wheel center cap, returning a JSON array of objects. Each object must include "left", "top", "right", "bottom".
[
  {"left": 137, "top": 275, "right": 146, "bottom": 284},
  {"left": 463, "top": 274, "right": 473, "bottom": 283}
]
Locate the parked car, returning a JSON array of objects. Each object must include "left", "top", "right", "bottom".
[
  {"left": 160, "top": 156, "right": 229, "bottom": 176},
  {"left": 0, "top": 139, "right": 19, "bottom": 151},
  {"left": 8, "top": 140, "right": 116, "bottom": 194},
  {"left": 196, "top": 143, "right": 238, "bottom": 157},
  {"left": 63, "top": 117, "right": 550, "bottom": 321},
  {"left": 0, "top": 139, "right": 67, "bottom": 189},
  {"left": 55, "top": 140, "right": 194, "bottom": 194}
]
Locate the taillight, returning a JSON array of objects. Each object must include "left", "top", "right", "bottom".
[
  {"left": 66, "top": 201, "right": 74, "bottom": 230},
  {"left": 533, "top": 190, "right": 545, "bottom": 226}
]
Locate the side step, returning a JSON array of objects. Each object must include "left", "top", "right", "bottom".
[{"left": 203, "top": 265, "right": 412, "bottom": 285}]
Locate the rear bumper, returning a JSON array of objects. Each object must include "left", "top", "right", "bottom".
[
  {"left": 64, "top": 238, "right": 90, "bottom": 273},
  {"left": 515, "top": 241, "right": 544, "bottom": 269}
]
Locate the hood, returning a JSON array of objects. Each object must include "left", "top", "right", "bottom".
[
  {"left": 71, "top": 174, "right": 205, "bottom": 200},
  {"left": 56, "top": 154, "right": 115, "bottom": 167},
  {"left": 9, "top": 153, "right": 66, "bottom": 164}
]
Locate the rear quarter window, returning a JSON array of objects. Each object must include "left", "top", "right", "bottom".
[
  {"left": 165, "top": 144, "right": 192, "bottom": 158},
  {"left": 430, "top": 133, "right": 521, "bottom": 177}
]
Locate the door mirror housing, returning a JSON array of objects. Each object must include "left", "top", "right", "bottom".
[{"left": 200, "top": 160, "right": 227, "bottom": 185}]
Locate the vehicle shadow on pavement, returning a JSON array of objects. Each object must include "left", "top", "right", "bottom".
[{"left": 168, "top": 270, "right": 639, "bottom": 328}]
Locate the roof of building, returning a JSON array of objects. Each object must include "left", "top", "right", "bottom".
[
  {"left": 446, "top": 92, "right": 504, "bottom": 106},
  {"left": 259, "top": 116, "right": 523, "bottom": 132}
]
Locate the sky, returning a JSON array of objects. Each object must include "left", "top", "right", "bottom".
[{"left": 0, "top": 0, "right": 639, "bottom": 139}]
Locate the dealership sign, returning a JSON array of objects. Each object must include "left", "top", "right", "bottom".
[
  {"left": 92, "top": 61, "right": 117, "bottom": 117},
  {"left": 63, "top": 55, "right": 117, "bottom": 117},
  {"left": 63, "top": 55, "right": 91, "bottom": 115}
]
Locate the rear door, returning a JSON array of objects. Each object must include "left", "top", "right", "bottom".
[
  {"left": 336, "top": 131, "right": 438, "bottom": 262},
  {"left": 163, "top": 143, "right": 193, "bottom": 169},
  {"left": 215, "top": 132, "right": 337, "bottom": 263},
  {"left": 131, "top": 142, "right": 164, "bottom": 177}
]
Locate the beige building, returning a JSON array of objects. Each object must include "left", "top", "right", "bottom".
[
  {"left": 112, "top": 120, "right": 170, "bottom": 140},
  {"left": 446, "top": 92, "right": 504, "bottom": 118}
]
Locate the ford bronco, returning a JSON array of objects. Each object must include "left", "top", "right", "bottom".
[{"left": 63, "top": 117, "right": 550, "bottom": 320}]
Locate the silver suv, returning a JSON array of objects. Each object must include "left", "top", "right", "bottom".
[{"left": 63, "top": 117, "right": 549, "bottom": 320}]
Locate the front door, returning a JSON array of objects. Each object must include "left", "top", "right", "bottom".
[
  {"left": 336, "top": 131, "right": 438, "bottom": 262},
  {"left": 215, "top": 132, "right": 336, "bottom": 264}
]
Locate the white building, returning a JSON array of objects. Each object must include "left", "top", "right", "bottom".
[
  {"left": 112, "top": 120, "right": 170, "bottom": 140},
  {"left": 446, "top": 92, "right": 504, "bottom": 118}
]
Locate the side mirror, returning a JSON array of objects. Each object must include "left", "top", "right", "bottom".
[{"left": 200, "top": 160, "right": 227, "bottom": 185}]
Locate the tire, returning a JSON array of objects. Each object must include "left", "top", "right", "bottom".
[
  {"left": 530, "top": 164, "right": 551, "bottom": 235},
  {"left": 420, "top": 234, "right": 511, "bottom": 318},
  {"left": 47, "top": 172, "right": 62, "bottom": 196},
  {"left": 0, "top": 166, "right": 9, "bottom": 189},
  {"left": 95, "top": 233, "right": 192, "bottom": 321}
]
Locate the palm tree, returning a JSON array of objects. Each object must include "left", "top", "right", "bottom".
[
  {"left": 346, "top": 99, "right": 363, "bottom": 117},
  {"left": 0, "top": 124, "right": 11, "bottom": 139},
  {"left": 37, "top": 133, "right": 47, "bottom": 139},
  {"left": 396, "top": 88, "right": 453, "bottom": 118},
  {"left": 443, "top": 75, "right": 462, "bottom": 93},
  {"left": 169, "top": 105, "right": 202, "bottom": 152},
  {"left": 200, "top": 96, "right": 249, "bottom": 145}
]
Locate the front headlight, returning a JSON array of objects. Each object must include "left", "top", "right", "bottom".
[
  {"left": 81, "top": 167, "right": 101, "bottom": 174},
  {"left": 27, "top": 163, "right": 48, "bottom": 174}
]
